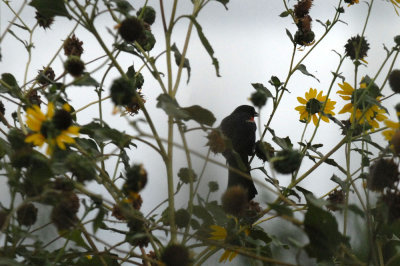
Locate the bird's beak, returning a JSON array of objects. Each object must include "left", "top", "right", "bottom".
[{"left": 254, "top": 112, "right": 259, "bottom": 117}]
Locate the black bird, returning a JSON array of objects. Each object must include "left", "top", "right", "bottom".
[{"left": 220, "top": 105, "right": 258, "bottom": 200}]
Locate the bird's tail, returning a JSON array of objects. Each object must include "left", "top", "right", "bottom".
[{"left": 225, "top": 151, "right": 258, "bottom": 200}]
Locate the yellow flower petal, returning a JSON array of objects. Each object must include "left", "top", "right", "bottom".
[
  {"left": 312, "top": 114, "right": 318, "bottom": 126},
  {"left": 47, "top": 102, "right": 55, "bottom": 119},
  {"left": 339, "top": 103, "right": 353, "bottom": 114},
  {"left": 297, "top": 97, "right": 307, "bottom": 104},
  {"left": 219, "top": 250, "right": 231, "bottom": 263}
]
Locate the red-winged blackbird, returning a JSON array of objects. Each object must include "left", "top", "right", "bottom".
[{"left": 220, "top": 105, "right": 258, "bottom": 200}]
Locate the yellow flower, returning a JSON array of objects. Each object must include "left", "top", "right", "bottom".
[
  {"left": 382, "top": 119, "right": 400, "bottom": 142},
  {"left": 337, "top": 81, "right": 387, "bottom": 130},
  {"left": 346, "top": 0, "right": 359, "bottom": 6},
  {"left": 25, "top": 103, "right": 79, "bottom": 155},
  {"left": 209, "top": 225, "right": 237, "bottom": 263},
  {"left": 295, "top": 88, "right": 336, "bottom": 126}
]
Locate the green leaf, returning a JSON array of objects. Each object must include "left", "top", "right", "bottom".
[
  {"left": 295, "top": 64, "right": 320, "bottom": 82},
  {"left": 279, "top": 11, "right": 291, "bottom": 17},
  {"left": 93, "top": 207, "right": 107, "bottom": 233},
  {"left": 171, "top": 43, "right": 191, "bottom": 83},
  {"left": 108, "top": 0, "right": 134, "bottom": 15},
  {"left": 251, "top": 83, "right": 273, "bottom": 98},
  {"left": 63, "top": 229, "right": 90, "bottom": 250},
  {"left": 156, "top": 94, "right": 189, "bottom": 120},
  {"left": 249, "top": 226, "right": 272, "bottom": 244},
  {"left": 205, "top": 201, "right": 227, "bottom": 225},
  {"left": 29, "top": 0, "right": 71, "bottom": 18},
  {"left": 269, "top": 75, "right": 283, "bottom": 89},
  {"left": 214, "top": 0, "right": 229, "bottom": 10},
  {"left": 80, "top": 121, "right": 134, "bottom": 149},
  {"left": 330, "top": 174, "right": 346, "bottom": 191},
  {"left": 304, "top": 203, "right": 345, "bottom": 261},
  {"left": 285, "top": 28, "right": 294, "bottom": 43},
  {"left": 192, "top": 205, "right": 214, "bottom": 225},
  {"left": 184, "top": 16, "right": 220, "bottom": 77},
  {"left": 268, "top": 203, "right": 293, "bottom": 217},
  {"left": 272, "top": 135, "right": 293, "bottom": 150},
  {"left": 74, "top": 138, "right": 100, "bottom": 157},
  {"left": 72, "top": 74, "right": 99, "bottom": 87},
  {"left": 181, "top": 105, "right": 216, "bottom": 126},
  {"left": 0, "top": 73, "right": 23, "bottom": 99}
]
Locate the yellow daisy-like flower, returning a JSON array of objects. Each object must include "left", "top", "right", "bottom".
[
  {"left": 346, "top": 0, "right": 359, "bottom": 6},
  {"left": 295, "top": 88, "right": 336, "bottom": 126},
  {"left": 337, "top": 81, "right": 387, "bottom": 130},
  {"left": 25, "top": 103, "right": 79, "bottom": 155},
  {"left": 209, "top": 225, "right": 238, "bottom": 263},
  {"left": 382, "top": 119, "right": 400, "bottom": 142}
]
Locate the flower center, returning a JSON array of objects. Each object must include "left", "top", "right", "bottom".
[
  {"left": 306, "top": 98, "right": 322, "bottom": 115},
  {"left": 52, "top": 110, "right": 72, "bottom": 130}
]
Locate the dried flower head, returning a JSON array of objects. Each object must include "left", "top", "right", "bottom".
[
  {"left": 294, "top": 0, "right": 313, "bottom": 18},
  {"left": 161, "top": 244, "right": 191, "bottom": 266},
  {"left": 368, "top": 158, "right": 399, "bottom": 191},
  {"left": 272, "top": 149, "right": 302, "bottom": 174},
  {"left": 389, "top": 69, "right": 400, "bottom": 93},
  {"left": 64, "top": 56, "right": 85, "bottom": 77},
  {"left": 35, "top": 11, "right": 54, "bottom": 29},
  {"left": 17, "top": 203, "right": 38, "bottom": 226},
  {"left": 344, "top": 35, "right": 370, "bottom": 60},
  {"left": 51, "top": 192, "right": 80, "bottom": 231},
  {"left": 36, "top": 67, "right": 55, "bottom": 85},
  {"left": 63, "top": 34, "right": 84, "bottom": 57},
  {"left": 221, "top": 185, "right": 248, "bottom": 217},
  {"left": 206, "top": 129, "right": 226, "bottom": 154},
  {"left": 381, "top": 191, "right": 400, "bottom": 222},
  {"left": 118, "top": 17, "right": 145, "bottom": 42},
  {"left": 123, "top": 164, "right": 148, "bottom": 194},
  {"left": 327, "top": 189, "right": 345, "bottom": 211}
]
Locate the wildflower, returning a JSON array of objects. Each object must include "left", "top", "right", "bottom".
[
  {"left": 51, "top": 192, "right": 80, "bottom": 231},
  {"left": 64, "top": 56, "right": 85, "bottom": 77},
  {"left": 161, "top": 244, "right": 191, "bottom": 266},
  {"left": 344, "top": 35, "right": 369, "bottom": 61},
  {"left": 35, "top": 11, "right": 54, "bottom": 29},
  {"left": 344, "top": 0, "right": 359, "bottom": 6},
  {"left": 294, "top": 0, "right": 313, "bottom": 18},
  {"left": 389, "top": 69, "right": 400, "bottom": 93},
  {"left": 271, "top": 149, "right": 302, "bottom": 174},
  {"left": 209, "top": 225, "right": 238, "bottom": 262},
  {"left": 123, "top": 164, "right": 148, "bottom": 194},
  {"left": 17, "top": 203, "right": 38, "bottom": 226},
  {"left": 63, "top": 34, "right": 84, "bottom": 57},
  {"left": 382, "top": 117, "right": 400, "bottom": 153},
  {"left": 368, "top": 158, "right": 399, "bottom": 191},
  {"left": 36, "top": 66, "right": 55, "bottom": 85},
  {"left": 327, "top": 189, "right": 345, "bottom": 211},
  {"left": 337, "top": 80, "right": 387, "bottom": 130},
  {"left": 206, "top": 129, "right": 226, "bottom": 154},
  {"left": 295, "top": 88, "right": 336, "bottom": 126},
  {"left": 221, "top": 186, "right": 248, "bottom": 217},
  {"left": 25, "top": 103, "right": 80, "bottom": 155},
  {"left": 118, "top": 17, "right": 145, "bottom": 43}
]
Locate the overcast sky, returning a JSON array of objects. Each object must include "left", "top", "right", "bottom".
[{"left": 1, "top": 0, "right": 400, "bottom": 264}]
